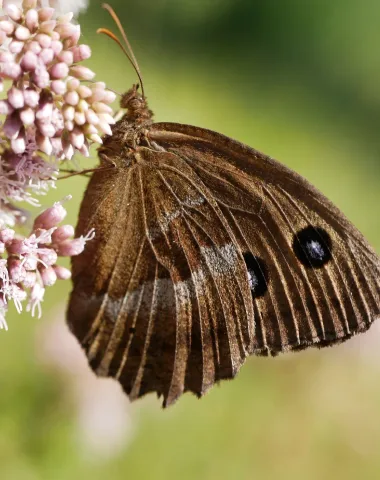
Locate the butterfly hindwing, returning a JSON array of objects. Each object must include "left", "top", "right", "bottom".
[{"left": 68, "top": 148, "right": 255, "bottom": 406}]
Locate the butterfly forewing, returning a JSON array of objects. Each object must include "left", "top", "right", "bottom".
[{"left": 147, "top": 123, "right": 380, "bottom": 355}]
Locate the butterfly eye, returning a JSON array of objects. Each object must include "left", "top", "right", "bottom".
[
  {"left": 293, "top": 226, "right": 332, "bottom": 268},
  {"left": 243, "top": 253, "right": 269, "bottom": 298}
]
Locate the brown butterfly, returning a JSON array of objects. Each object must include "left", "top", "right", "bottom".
[{"left": 67, "top": 5, "right": 380, "bottom": 407}]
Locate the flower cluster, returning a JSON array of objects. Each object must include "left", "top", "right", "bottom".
[
  {"left": 0, "top": 197, "right": 94, "bottom": 329},
  {"left": 0, "top": 0, "right": 116, "bottom": 327},
  {"left": 0, "top": 0, "right": 116, "bottom": 206}
]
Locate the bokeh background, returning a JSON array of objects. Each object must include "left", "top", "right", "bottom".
[{"left": 2, "top": 0, "right": 380, "bottom": 478}]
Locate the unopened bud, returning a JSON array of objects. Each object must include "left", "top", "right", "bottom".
[
  {"left": 52, "top": 225, "right": 74, "bottom": 243},
  {"left": 34, "top": 203, "right": 67, "bottom": 230},
  {"left": 53, "top": 265, "right": 71, "bottom": 280},
  {"left": 8, "top": 258, "right": 27, "bottom": 283},
  {"left": 40, "top": 266, "right": 57, "bottom": 286}
]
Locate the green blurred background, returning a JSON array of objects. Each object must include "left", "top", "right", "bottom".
[{"left": 2, "top": 0, "right": 380, "bottom": 478}]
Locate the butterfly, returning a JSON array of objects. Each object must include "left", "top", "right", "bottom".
[{"left": 67, "top": 5, "right": 380, "bottom": 407}]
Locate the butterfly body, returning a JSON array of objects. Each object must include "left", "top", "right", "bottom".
[{"left": 67, "top": 85, "right": 380, "bottom": 407}]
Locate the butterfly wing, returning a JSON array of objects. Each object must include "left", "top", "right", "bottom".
[
  {"left": 147, "top": 122, "right": 380, "bottom": 356},
  {"left": 69, "top": 119, "right": 380, "bottom": 407},
  {"left": 68, "top": 151, "right": 255, "bottom": 406}
]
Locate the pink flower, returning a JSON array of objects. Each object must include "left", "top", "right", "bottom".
[
  {"left": 0, "top": 0, "right": 115, "bottom": 206},
  {"left": 0, "top": 1, "right": 112, "bottom": 328},
  {"left": 0, "top": 199, "right": 94, "bottom": 325}
]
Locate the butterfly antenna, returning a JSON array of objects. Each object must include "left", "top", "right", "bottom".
[{"left": 99, "top": 3, "right": 145, "bottom": 98}]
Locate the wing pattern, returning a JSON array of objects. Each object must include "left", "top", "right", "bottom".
[{"left": 148, "top": 123, "right": 380, "bottom": 355}]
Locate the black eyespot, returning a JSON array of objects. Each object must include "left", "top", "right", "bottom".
[
  {"left": 243, "top": 253, "right": 269, "bottom": 298},
  {"left": 293, "top": 226, "right": 332, "bottom": 268}
]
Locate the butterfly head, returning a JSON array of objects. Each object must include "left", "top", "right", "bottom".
[
  {"left": 120, "top": 84, "right": 153, "bottom": 125},
  {"left": 98, "top": 84, "right": 153, "bottom": 162}
]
